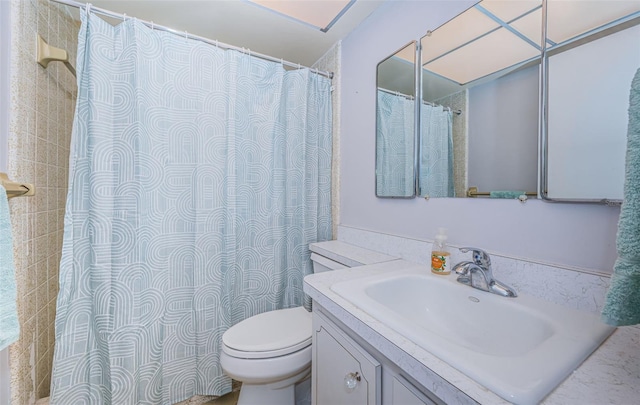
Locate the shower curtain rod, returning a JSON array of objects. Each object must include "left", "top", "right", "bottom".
[
  {"left": 378, "top": 87, "right": 415, "bottom": 100},
  {"left": 49, "top": 0, "right": 334, "bottom": 80},
  {"left": 423, "top": 100, "right": 462, "bottom": 115},
  {"left": 377, "top": 87, "right": 462, "bottom": 115}
]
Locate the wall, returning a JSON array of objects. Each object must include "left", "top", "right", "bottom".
[
  {"left": 1, "top": 1, "right": 11, "bottom": 403},
  {"left": 468, "top": 64, "right": 539, "bottom": 192},
  {"left": 313, "top": 42, "right": 342, "bottom": 239},
  {"left": 339, "top": 0, "right": 620, "bottom": 273},
  {"left": 547, "top": 25, "right": 640, "bottom": 200},
  {"left": 7, "top": 0, "right": 78, "bottom": 403}
]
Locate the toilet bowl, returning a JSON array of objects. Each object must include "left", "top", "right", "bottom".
[
  {"left": 220, "top": 241, "right": 397, "bottom": 405},
  {"left": 220, "top": 307, "right": 312, "bottom": 405}
]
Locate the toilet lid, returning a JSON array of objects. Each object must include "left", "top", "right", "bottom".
[{"left": 222, "top": 307, "right": 312, "bottom": 359}]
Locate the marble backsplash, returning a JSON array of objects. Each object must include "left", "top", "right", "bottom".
[{"left": 337, "top": 225, "right": 611, "bottom": 315}]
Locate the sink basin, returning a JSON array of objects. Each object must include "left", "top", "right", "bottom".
[{"left": 331, "top": 264, "right": 614, "bottom": 405}]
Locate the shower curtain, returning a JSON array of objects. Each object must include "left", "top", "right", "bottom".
[
  {"left": 51, "top": 11, "right": 332, "bottom": 405},
  {"left": 420, "top": 105, "right": 454, "bottom": 197},
  {"left": 376, "top": 90, "right": 415, "bottom": 196}
]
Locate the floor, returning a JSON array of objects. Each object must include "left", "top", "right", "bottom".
[{"left": 204, "top": 390, "right": 240, "bottom": 405}]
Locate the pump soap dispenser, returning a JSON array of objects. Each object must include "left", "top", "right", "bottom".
[{"left": 431, "top": 228, "right": 451, "bottom": 275}]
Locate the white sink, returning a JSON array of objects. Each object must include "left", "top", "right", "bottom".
[{"left": 331, "top": 264, "right": 614, "bottom": 405}]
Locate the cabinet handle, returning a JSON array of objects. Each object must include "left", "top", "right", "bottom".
[{"left": 344, "top": 371, "right": 361, "bottom": 392}]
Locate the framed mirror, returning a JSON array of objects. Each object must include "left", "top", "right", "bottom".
[
  {"left": 541, "top": 0, "right": 640, "bottom": 203},
  {"left": 375, "top": 41, "right": 417, "bottom": 198},
  {"left": 418, "top": 0, "right": 542, "bottom": 199}
]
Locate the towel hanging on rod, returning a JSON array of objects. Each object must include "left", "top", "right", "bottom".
[{"left": 36, "top": 34, "right": 76, "bottom": 77}]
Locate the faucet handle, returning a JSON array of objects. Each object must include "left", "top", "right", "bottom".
[{"left": 459, "top": 247, "right": 492, "bottom": 268}]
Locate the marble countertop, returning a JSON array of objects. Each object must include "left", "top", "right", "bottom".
[{"left": 303, "top": 260, "right": 640, "bottom": 405}]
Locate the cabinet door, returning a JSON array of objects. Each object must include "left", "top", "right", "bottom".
[
  {"left": 388, "top": 375, "right": 436, "bottom": 405},
  {"left": 312, "top": 312, "right": 381, "bottom": 405}
]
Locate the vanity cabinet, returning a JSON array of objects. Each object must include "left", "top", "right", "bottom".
[
  {"left": 312, "top": 310, "right": 440, "bottom": 405},
  {"left": 383, "top": 372, "right": 437, "bottom": 405},
  {"left": 312, "top": 311, "right": 381, "bottom": 405}
]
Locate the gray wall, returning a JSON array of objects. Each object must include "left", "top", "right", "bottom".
[
  {"left": 468, "top": 64, "right": 539, "bottom": 192},
  {"left": 339, "top": 0, "right": 620, "bottom": 272},
  {"left": 547, "top": 25, "right": 640, "bottom": 200}
]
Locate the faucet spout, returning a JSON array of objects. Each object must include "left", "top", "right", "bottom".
[{"left": 452, "top": 248, "right": 517, "bottom": 298}]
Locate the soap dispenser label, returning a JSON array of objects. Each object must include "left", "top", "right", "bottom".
[{"left": 431, "top": 252, "right": 450, "bottom": 274}]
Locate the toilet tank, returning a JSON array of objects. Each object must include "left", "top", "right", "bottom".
[{"left": 309, "top": 241, "right": 397, "bottom": 273}]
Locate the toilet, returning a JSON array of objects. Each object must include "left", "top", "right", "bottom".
[{"left": 220, "top": 240, "right": 397, "bottom": 405}]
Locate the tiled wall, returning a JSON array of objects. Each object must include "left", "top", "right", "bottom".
[
  {"left": 7, "top": 0, "right": 78, "bottom": 403},
  {"left": 435, "top": 90, "right": 468, "bottom": 198},
  {"left": 312, "top": 42, "right": 341, "bottom": 239}
]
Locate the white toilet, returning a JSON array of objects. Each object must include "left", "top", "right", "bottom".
[{"left": 220, "top": 240, "right": 397, "bottom": 405}]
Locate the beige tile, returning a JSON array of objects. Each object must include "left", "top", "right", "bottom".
[
  {"left": 36, "top": 311, "right": 48, "bottom": 360},
  {"left": 25, "top": 291, "right": 37, "bottom": 323},
  {"left": 47, "top": 166, "right": 58, "bottom": 192},
  {"left": 9, "top": 1, "right": 79, "bottom": 400},
  {"left": 35, "top": 211, "right": 46, "bottom": 237},
  {"left": 36, "top": 9, "right": 49, "bottom": 43},
  {"left": 36, "top": 70, "right": 49, "bottom": 116},
  {"left": 35, "top": 137, "right": 47, "bottom": 168},
  {"left": 35, "top": 236, "right": 48, "bottom": 268},
  {"left": 47, "top": 141, "right": 58, "bottom": 167},
  {"left": 47, "top": 91, "right": 58, "bottom": 125},
  {"left": 36, "top": 278, "right": 48, "bottom": 314}
]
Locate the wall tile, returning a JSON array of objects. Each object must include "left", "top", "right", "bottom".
[{"left": 7, "top": 0, "right": 79, "bottom": 403}]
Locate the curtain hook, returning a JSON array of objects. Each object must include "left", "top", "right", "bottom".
[
  {"left": 185, "top": 31, "right": 188, "bottom": 40},
  {"left": 215, "top": 40, "right": 218, "bottom": 48},
  {"left": 86, "top": 3, "right": 92, "bottom": 15},
  {"left": 123, "top": 13, "right": 127, "bottom": 22},
  {"left": 151, "top": 20, "right": 154, "bottom": 30}
]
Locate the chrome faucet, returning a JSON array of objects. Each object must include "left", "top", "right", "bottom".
[{"left": 452, "top": 247, "right": 517, "bottom": 297}]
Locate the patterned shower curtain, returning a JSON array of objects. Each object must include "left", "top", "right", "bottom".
[
  {"left": 51, "top": 11, "right": 332, "bottom": 405},
  {"left": 419, "top": 105, "right": 454, "bottom": 197},
  {"left": 376, "top": 90, "right": 415, "bottom": 197}
]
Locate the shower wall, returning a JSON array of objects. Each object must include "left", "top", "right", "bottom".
[
  {"left": 435, "top": 90, "right": 468, "bottom": 197},
  {"left": 312, "top": 41, "right": 341, "bottom": 239},
  {"left": 7, "top": 0, "right": 78, "bottom": 403}
]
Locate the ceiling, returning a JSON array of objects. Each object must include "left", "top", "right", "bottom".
[{"left": 84, "top": 0, "right": 386, "bottom": 67}]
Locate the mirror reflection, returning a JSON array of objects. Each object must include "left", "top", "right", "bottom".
[
  {"left": 543, "top": 0, "right": 640, "bottom": 202},
  {"left": 418, "top": 0, "right": 541, "bottom": 198},
  {"left": 376, "top": 41, "right": 416, "bottom": 198}
]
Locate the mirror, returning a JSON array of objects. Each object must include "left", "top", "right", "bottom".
[
  {"left": 542, "top": 1, "right": 640, "bottom": 202},
  {"left": 375, "top": 41, "right": 417, "bottom": 198},
  {"left": 418, "top": 0, "right": 542, "bottom": 198}
]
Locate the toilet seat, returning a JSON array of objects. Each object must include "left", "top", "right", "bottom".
[{"left": 222, "top": 307, "right": 312, "bottom": 359}]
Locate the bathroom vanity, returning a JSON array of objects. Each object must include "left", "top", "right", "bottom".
[
  {"left": 304, "top": 259, "right": 640, "bottom": 405},
  {"left": 313, "top": 308, "right": 441, "bottom": 405}
]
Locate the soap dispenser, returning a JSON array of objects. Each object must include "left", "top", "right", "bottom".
[{"left": 431, "top": 228, "right": 451, "bottom": 275}]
